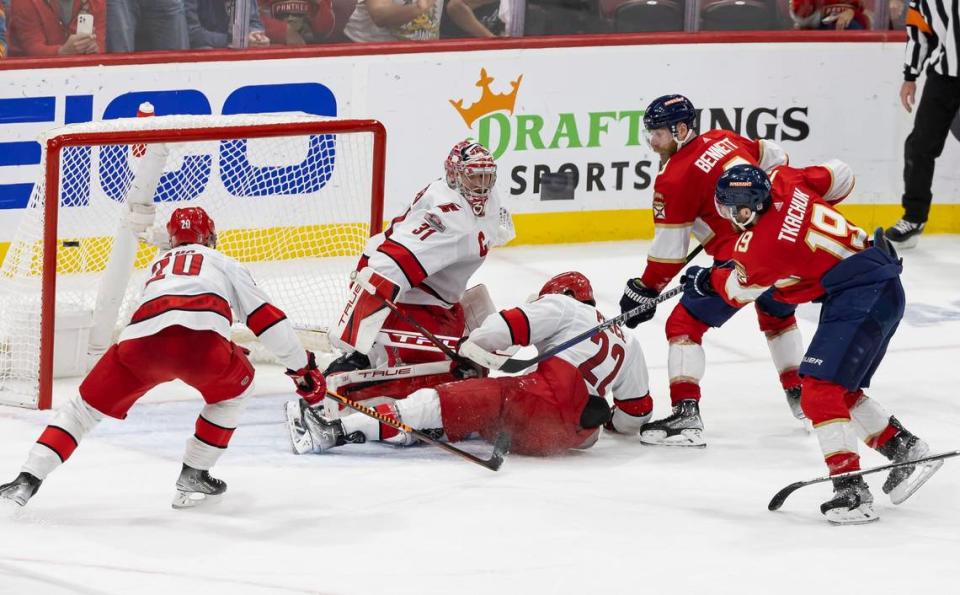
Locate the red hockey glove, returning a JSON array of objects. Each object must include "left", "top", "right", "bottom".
[{"left": 286, "top": 351, "right": 327, "bottom": 406}]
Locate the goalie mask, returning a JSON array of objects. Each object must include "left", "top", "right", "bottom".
[
  {"left": 456, "top": 143, "right": 497, "bottom": 216},
  {"left": 539, "top": 271, "right": 596, "bottom": 306},
  {"left": 445, "top": 139, "right": 473, "bottom": 189},
  {"left": 167, "top": 207, "right": 217, "bottom": 248}
]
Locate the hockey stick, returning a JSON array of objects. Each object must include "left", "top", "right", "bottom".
[
  {"left": 767, "top": 449, "right": 959, "bottom": 511},
  {"left": 486, "top": 244, "right": 706, "bottom": 374},
  {"left": 324, "top": 388, "right": 511, "bottom": 471}
]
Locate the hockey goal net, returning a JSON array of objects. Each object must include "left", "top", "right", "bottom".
[{"left": 0, "top": 114, "right": 385, "bottom": 409}]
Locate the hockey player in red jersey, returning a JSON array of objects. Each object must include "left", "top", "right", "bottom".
[
  {"left": 286, "top": 272, "right": 654, "bottom": 456},
  {"left": 321, "top": 140, "right": 514, "bottom": 405},
  {"left": 0, "top": 207, "right": 325, "bottom": 510},
  {"left": 688, "top": 164, "right": 942, "bottom": 523},
  {"left": 619, "top": 94, "right": 855, "bottom": 447}
]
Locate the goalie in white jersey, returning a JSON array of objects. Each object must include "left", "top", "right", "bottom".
[
  {"left": 289, "top": 272, "right": 653, "bottom": 456},
  {"left": 325, "top": 140, "right": 514, "bottom": 402},
  {"left": 0, "top": 207, "right": 325, "bottom": 510}
]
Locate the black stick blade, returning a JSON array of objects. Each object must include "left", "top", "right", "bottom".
[
  {"left": 485, "top": 432, "right": 512, "bottom": 471},
  {"left": 768, "top": 481, "right": 806, "bottom": 511}
]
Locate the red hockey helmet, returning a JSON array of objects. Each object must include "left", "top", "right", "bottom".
[
  {"left": 167, "top": 207, "right": 217, "bottom": 248},
  {"left": 539, "top": 272, "right": 595, "bottom": 306},
  {"left": 445, "top": 139, "right": 473, "bottom": 189}
]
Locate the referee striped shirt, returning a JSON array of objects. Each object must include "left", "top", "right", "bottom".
[{"left": 904, "top": 0, "right": 960, "bottom": 80}]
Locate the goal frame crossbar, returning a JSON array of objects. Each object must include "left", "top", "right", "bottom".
[{"left": 37, "top": 118, "right": 387, "bottom": 409}]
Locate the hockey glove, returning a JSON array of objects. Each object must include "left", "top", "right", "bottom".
[
  {"left": 619, "top": 279, "right": 658, "bottom": 328},
  {"left": 286, "top": 351, "right": 327, "bottom": 406},
  {"left": 680, "top": 266, "right": 716, "bottom": 298}
]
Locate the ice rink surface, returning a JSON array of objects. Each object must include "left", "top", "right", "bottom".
[{"left": 1, "top": 237, "right": 958, "bottom": 595}]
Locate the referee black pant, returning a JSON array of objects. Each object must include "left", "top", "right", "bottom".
[{"left": 902, "top": 70, "right": 960, "bottom": 224}]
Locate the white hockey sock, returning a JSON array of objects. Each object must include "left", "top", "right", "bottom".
[
  {"left": 849, "top": 394, "right": 892, "bottom": 444},
  {"left": 182, "top": 385, "right": 252, "bottom": 471},
  {"left": 765, "top": 327, "right": 803, "bottom": 377},
  {"left": 23, "top": 396, "right": 105, "bottom": 480},
  {"left": 813, "top": 419, "right": 860, "bottom": 466},
  {"left": 667, "top": 340, "right": 705, "bottom": 386},
  {"left": 340, "top": 389, "right": 443, "bottom": 446}
]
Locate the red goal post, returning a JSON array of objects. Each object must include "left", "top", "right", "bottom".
[{"left": 0, "top": 115, "right": 385, "bottom": 410}]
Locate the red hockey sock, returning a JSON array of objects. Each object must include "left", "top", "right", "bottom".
[
  {"left": 779, "top": 369, "right": 801, "bottom": 391},
  {"left": 826, "top": 451, "right": 861, "bottom": 475},
  {"left": 374, "top": 404, "right": 400, "bottom": 440},
  {"left": 669, "top": 381, "right": 701, "bottom": 405},
  {"left": 867, "top": 422, "right": 899, "bottom": 450}
]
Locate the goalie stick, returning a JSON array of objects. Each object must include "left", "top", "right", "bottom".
[
  {"left": 768, "top": 449, "right": 959, "bottom": 511},
  {"left": 477, "top": 244, "right": 706, "bottom": 374},
  {"left": 324, "top": 388, "right": 511, "bottom": 471}
]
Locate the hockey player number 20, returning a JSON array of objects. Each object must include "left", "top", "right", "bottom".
[
  {"left": 146, "top": 252, "right": 205, "bottom": 286},
  {"left": 803, "top": 204, "right": 867, "bottom": 260}
]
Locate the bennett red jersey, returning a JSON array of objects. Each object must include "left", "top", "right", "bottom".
[
  {"left": 119, "top": 243, "right": 307, "bottom": 371},
  {"left": 361, "top": 180, "right": 510, "bottom": 308},
  {"left": 466, "top": 294, "right": 649, "bottom": 401},
  {"left": 640, "top": 130, "right": 789, "bottom": 292},
  {"left": 712, "top": 165, "right": 869, "bottom": 306}
]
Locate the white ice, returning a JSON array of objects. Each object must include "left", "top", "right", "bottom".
[{"left": 1, "top": 238, "right": 959, "bottom": 595}]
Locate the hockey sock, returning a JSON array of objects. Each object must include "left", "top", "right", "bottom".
[
  {"left": 23, "top": 396, "right": 105, "bottom": 480},
  {"left": 757, "top": 313, "right": 803, "bottom": 390},
  {"left": 610, "top": 394, "right": 653, "bottom": 433},
  {"left": 182, "top": 386, "right": 250, "bottom": 471},
  {"left": 341, "top": 404, "right": 401, "bottom": 442},
  {"left": 667, "top": 340, "right": 704, "bottom": 405},
  {"left": 846, "top": 391, "right": 896, "bottom": 449},
  {"left": 341, "top": 389, "right": 443, "bottom": 446},
  {"left": 801, "top": 377, "right": 861, "bottom": 474}
]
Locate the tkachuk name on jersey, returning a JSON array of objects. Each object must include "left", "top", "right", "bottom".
[
  {"left": 777, "top": 187, "right": 811, "bottom": 244},
  {"left": 693, "top": 137, "right": 739, "bottom": 173}
]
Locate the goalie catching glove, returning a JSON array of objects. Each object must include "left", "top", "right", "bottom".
[{"left": 286, "top": 351, "right": 327, "bottom": 405}]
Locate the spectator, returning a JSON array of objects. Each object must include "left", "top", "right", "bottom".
[
  {"left": 10, "top": 0, "right": 106, "bottom": 56},
  {"left": 0, "top": 3, "right": 7, "bottom": 58},
  {"left": 258, "top": 0, "right": 334, "bottom": 45},
  {"left": 106, "top": 0, "right": 189, "bottom": 52},
  {"left": 789, "top": 0, "right": 871, "bottom": 29},
  {"left": 342, "top": 0, "right": 444, "bottom": 41},
  {"left": 440, "top": 0, "right": 501, "bottom": 37},
  {"left": 185, "top": 0, "right": 268, "bottom": 48},
  {"left": 888, "top": 0, "right": 906, "bottom": 28}
]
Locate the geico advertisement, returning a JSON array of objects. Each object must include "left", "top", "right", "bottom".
[{"left": 0, "top": 43, "right": 957, "bottom": 241}]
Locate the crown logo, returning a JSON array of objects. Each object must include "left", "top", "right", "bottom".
[{"left": 449, "top": 68, "right": 523, "bottom": 128}]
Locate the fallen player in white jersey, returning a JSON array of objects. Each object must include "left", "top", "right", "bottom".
[{"left": 287, "top": 272, "right": 656, "bottom": 456}]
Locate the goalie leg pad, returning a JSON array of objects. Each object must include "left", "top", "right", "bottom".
[
  {"left": 331, "top": 268, "right": 401, "bottom": 355},
  {"left": 377, "top": 303, "right": 465, "bottom": 366}
]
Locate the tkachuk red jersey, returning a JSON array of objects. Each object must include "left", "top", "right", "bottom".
[
  {"left": 119, "top": 243, "right": 307, "bottom": 371},
  {"left": 361, "top": 180, "right": 508, "bottom": 307},
  {"left": 468, "top": 294, "right": 649, "bottom": 401},
  {"left": 712, "top": 164, "right": 868, "bottom": 306},
  {"left": 641, "top": 130, "right": 791, "bottom": 292}
]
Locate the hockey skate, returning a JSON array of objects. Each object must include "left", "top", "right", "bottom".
[
  {"left": 0, "top": 472, "right": 42, "bottom": 507},
  {"left": 639, "top": 399, "right": 705, "bottom": 447},
  {"left": 877, "top": 418, "right": 944, "bottom": 505},
  {"left": 172, "top": 464, "right": 226, "bottom": 509},
  {"left": 285, "top": 398, "right": 364, "bottom": 454},
  {"left": 820, "top": 476, "right": 878, "bottom": 525},
  {"left": 784, "top": 386, "right": 812, "bottom": 431}
]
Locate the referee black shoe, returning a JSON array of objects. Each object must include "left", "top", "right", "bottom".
[{"left": 884, "top": 219, "right": 925, "bottom": 249}]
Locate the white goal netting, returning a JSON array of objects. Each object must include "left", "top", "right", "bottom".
[{"left": 0, "top": 114, "right": 384, "bottom": 408}]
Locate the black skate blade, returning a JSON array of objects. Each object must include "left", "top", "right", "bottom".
[{"left": 485, "top": 432, "right": 512, "bottom": 471}]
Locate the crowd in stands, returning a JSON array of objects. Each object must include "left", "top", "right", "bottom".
[{"left": 0, "top": 1, "right": 910, "bottom": 59}]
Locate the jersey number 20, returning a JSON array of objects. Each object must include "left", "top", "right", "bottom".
[{"left": 146, "top": 252, "right": 205, "bottom": 286}]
